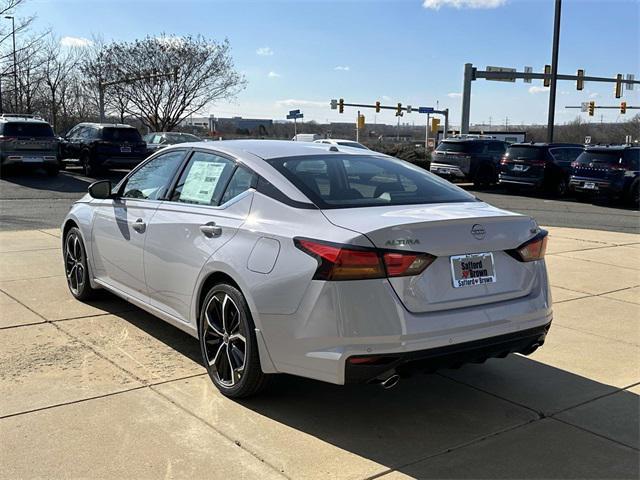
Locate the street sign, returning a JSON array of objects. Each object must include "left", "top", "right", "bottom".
[
  {"left": 486, "top": 66, "right": 516, "bottom": 82},
  {"left": 580, "top": 101, "right": 589, "bottom": 113},
  {"left": 585, "top": 136, "right": 591, "bottom": 144},
  {"left": 626, "top": 74, "right": 635, "bottom": 91},
  {"left": 330, "top": 99, "right": 337, "bottom": 109},
  {"left": 406, "top": 105, "right": 412, "bottom": 113},
  {"left": 418, "top": 107, "right": 434, "bottom": 114},
  {"left": 289, "top": 109, "right": 300, "bottom": 115},
  {"left": 524, "top": 66, "right": 533, "bottom": 84},
  {"left": 286, "top": 113, "right": 303, "bottom": 119}
]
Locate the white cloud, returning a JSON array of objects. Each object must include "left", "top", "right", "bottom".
[
  {"left": 334, "top": 65, "right": 350, "bottom": 71},
  {"left": 276, "top": 99, "right": 327, "bottom": 108},
  {"left": 589, "top": 92, "right": 600, "bottom": 98},
  {"left": 268, "top": 71, "right": 281, "bottom": 78},
  {"left": 447, "top": 92, "right": 463, "bottom": 98},
  {"left": 256, "top": 46, "right": 274, "bottom": 56},
  {"left": 423, "top": 0, "right": 506, "bottom": 9},
  {"left": 60, "top": 36, "right": 93, "bottom": 48},
  {"left": 528, "top": 86, "right": 548, "bottom": 94}
]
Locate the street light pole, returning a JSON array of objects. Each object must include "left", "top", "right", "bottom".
[
  {"left": 546, "top": 0, "right": 562, "bottom": 143},
  {"left": 4, "top": 16, "right": 17, "bottom": 113}
]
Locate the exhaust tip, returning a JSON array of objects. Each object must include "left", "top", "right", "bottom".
[{"left": 380, "top": 374, "right": 400, "bottom": 390}]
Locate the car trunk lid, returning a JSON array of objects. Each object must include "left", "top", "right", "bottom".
[{"left": 322, "top": 202, "right": 540, "bottom": 313}]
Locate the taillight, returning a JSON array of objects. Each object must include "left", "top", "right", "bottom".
[
  {"left": 294, "top": 238, "right": 435, "bottom": 281},
  {"left": 500, "top": 156, "right": 509, "bottom": 165},
  {"left": 571, "top": 161, "right": 579, "bottom": 168},
  {"left": 507, "top": 230, "right": 548, "bottom": 262}
]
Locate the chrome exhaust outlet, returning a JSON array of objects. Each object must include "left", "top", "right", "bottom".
[{"left": 380, "top": 374, "right": 400, "bottom": 390}]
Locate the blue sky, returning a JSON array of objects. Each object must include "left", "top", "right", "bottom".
[{"left": 24, "top": 0, "right": 640, "bottom": 126}]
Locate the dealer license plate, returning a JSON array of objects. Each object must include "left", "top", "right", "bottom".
[
  {"left": 450, "top": 252, "right": 496, "bottom": 288},
  {"left": 120, "top": 146, "right": 131, "bottom": 153},
  {"left": 583, "top": 182, "right": 597, "bottom": 190}
]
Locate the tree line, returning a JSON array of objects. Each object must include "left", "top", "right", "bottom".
[{"left": 0, "top": 0, "right": 245, "bottom": 134}]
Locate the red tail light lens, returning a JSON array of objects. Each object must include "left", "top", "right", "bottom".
[
  {"left": 508, "top": 230, "right": 548, "bottom": 262},
  {"left": 294, "top": 238, "right": 435, "bottom": 281}
]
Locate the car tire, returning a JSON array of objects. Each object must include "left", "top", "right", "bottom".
[
  {"left": 628, "top": 182, "right": 639, "bottom": 208},
  {"left": 63, "top": 227, "right": 99, "bottom": 301},
  {"left": 550, "top": 177, "right": 568, "bottom": 197},
  {"left": 45, "top": 164, "right": 59, "bottom": 177},
  {"left": 80, "top": 152, "right": 94, "bottom": 177},
  {"left": 473, "top": 165, "right": 495, "bottom": 189},
  {"left": 199, "top": 283, "right": 270, "bottom": 398}
]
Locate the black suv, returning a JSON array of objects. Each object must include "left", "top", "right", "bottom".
[
  {"left": 569, "top": 145, "right": 639, "bottom": 205},
  {"left": 499, "top": 143, "right": 583, "bottom": 196},
  {"left": 0, "top": 114, "right": 59, "bottom": 176},
  {"left": 60, "top": 123, "right": 147, "bottom": 176},
  {"left": 143, "top": 131, "right": 201, "bottom": 154},
  {"left": 430, "top": 137, "right": 508, "bottom": 187}
]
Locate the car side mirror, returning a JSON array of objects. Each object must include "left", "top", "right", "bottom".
[{"left": 88, "top": 180, "right": 113, "bottom": 199}]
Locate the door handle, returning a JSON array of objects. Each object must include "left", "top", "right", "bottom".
[
  {"left": 200, "top": 222, "right": 222, "bottom": 237},
  {"left": 132, "top": 218, "right": 146, "bottom": 233}
]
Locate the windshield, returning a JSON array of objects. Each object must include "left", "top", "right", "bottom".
[
  {"left": 575, "top": 151, "right": 624, "bottom": 166},
  {"left": 267, "top": 154, "right": 476, "bottom": 209},
  {"left": 336, "top": 141, "right": 367, "bottom": 150},
  {"left": 505, "top": 146, "right": 544, "bottom": 160},
  {"left": 165, "top": 133, "right": 200, "bottom": 144},
  {"left": 102, "top": 127, "right": 142, "bottom": 142},
  {"left": 2, "top": 122, "right": 54, "bottom": 137}
]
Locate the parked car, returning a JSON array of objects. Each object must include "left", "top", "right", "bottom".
[
  {"left": 313, "top": 138, "right": 369, "bottom": 150},
  {"left": 62, "top": 140, "right": 552, "bottom": 398},
  {"left": 60, "top": 123, "right": 147, "bottom": 176},
  {"left": 0, "top": 114, "right": 59, "bottom": 176},
  {"left": 143, "top": 132, "right": 202, "bottom": 154},
  {"left": 430, "top": 137, "right": 508, "bottom": 187},
  {"left": 498, "top": 143, "right": 583, "bottom": 196},
  {"left": 292, "top": 133, "right": 322, "bottom": 142},
  {"left": 569, "top": 145, "right": 640, "bottom": 205}
]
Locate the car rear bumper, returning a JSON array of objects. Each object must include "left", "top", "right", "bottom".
[
  {"left": 498, "top": 174, "right": 543, "bottom": 188},
  {"left": 569, "top": 177, "right": 612, "bottom": 193},
  {"left": 1, "top": 154, "right": 58, "bottom": 166},
  {"left": 430, "top": 162, "right": 467, "bottom": 179},
  {"left": 95, "top": 155, "right": 146, "bottom": 168},
  {"left": 344, "top": 321, "right": 551, "bottom": 383}
]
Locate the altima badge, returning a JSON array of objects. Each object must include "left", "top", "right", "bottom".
[
  {"left": 385, "top": 239, "right": 420, "bottom": 247},
  {"left": 471, "top": 224, "right": 486, "bottom": 240}
]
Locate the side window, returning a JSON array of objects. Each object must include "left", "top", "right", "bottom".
[
  {"left": 220, "top": 166, "right": 257, "bottom": 204},
  {"left": 623, "top": 149, "right": 640, "bottom": 169},
  {"left": 121, "top": 150, "right": 186, "bottom": 200},
  {"left": 66, "top": 126, "right": 79, "bottom": 138},
  {"left": 171, "top": 151, "right": 235, "bottom": 206}
]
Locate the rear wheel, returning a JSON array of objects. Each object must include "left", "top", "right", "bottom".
[
  {"left": 63, "top": 227, "right": 98, "bottom": 301},
  {"left": 549, "top": 176, "right": 568, "bottom": 197},
  {"left": 473, "top": 165, "right": 495, "bottom": 189},
  {"left": 628, "top": 182, "right": 639, "bottom": 208},
  {"left": 199, "top": 283, "right": 270, "bottom": 398}
]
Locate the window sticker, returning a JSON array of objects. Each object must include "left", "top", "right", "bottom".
[{"left": 180, "top": 160, "right": 227, "bottom": 204}]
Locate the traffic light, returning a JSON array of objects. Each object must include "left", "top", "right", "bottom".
[
  {"left": 588, "top": 101, "right": 595, "bottom": 116},
  {"left": 338, "top": 98, "right": 344, "bottom": 114},
  {"left": 620, "top": 101, "right": 627, "bottom": 114},
  {"left": 614, "top": 74, "right": 623, "bottom": 99},
  {"left": 431, "top": 118, "right": 440, "bottom": 134},
  {"left": 357, "top": 114, "right": 365, "bottom": 129},
  {"left": 576, "top": 69, "right": 584, "bottom": 90},
  {"left": 543, "top": 65, "right": 551, "bottom": 87},
  {"left": 375, "top": 101, "right": 381, "bottom": 113},
  {"left": 396, "top": 103, "right": 402, "bottom": 116}
]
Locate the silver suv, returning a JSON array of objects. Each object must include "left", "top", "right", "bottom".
[{"left": 0, "top": 115, "right": 59, "bottom": 176}]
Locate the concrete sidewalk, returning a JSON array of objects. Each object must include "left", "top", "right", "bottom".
[{"left": 0, "top": 227, "right": 638, "bottom": 479}]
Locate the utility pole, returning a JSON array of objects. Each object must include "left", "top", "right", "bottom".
[
  {"left": 546, "top": 0, "right": 562, "bottom": 142},
  {"left": 425, "top": 113, "right": 429, "bottom": 152},
  {"left": 356, "top": 110, "right": 360, "bottom": 142},
  {"left": 5, "top": 16, "right": 17, "bottom": 112}
]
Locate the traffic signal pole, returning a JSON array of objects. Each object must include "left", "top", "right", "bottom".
[{"left": 546, "top": 0, "right": 562, "bottom": 143}]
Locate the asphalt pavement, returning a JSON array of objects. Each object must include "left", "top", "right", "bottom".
[{"left": 1, "top": 165, "right": 638, "bottom": 233}]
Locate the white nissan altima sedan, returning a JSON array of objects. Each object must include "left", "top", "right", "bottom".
[{"left": 62, "top": 140, "right": 552, "bottom": 398}]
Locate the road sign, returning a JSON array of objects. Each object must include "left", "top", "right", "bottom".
[
  {"left": 289, "top": 109, "right": 300, "bottom": 115},
  {"left": 418, "top": 107, "right": 434, "bottom": 114},
  {"left": 486, "top": 66, "right": 516, "bottom": 82},
  {"left": 286, "top": 113, "right": 303, "bottom": 120},
  {"left": 585, "top": 136, "right": 591, "bottom": 144},
  {"left": 580, "top": 101, "right": 589, "bottom": 112},
  {"left": 330, "top": 99, "right": 337, "bottom": 109},
  {"left": 406, "top": 105, "right": 412, "bottom": 113},
  {"left": 626, "top": 74, "right": 635, "bottom": 91},
  {"left": 524, "top": 66, "right": 533, "bottom": 84}
]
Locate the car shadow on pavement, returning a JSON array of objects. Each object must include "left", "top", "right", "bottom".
[
  {"left": 1, "top": 167, "right": 127, "bottom": 194},
  {"left": 108, "top": 301, "right": 639, "bottom": 479}
]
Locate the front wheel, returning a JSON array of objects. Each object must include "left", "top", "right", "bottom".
[
  {"left": 199, "top": 283, "right": 270, "bottom": 398},
  {"left": 63, "top": 227, "right": 99, "bottom": 301}
]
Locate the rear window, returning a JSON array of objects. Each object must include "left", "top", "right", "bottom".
[
  {"left": 505, "top": 146, "right": 544, "bottom": 160},
  {"left": 1, "top": 122, "right": 54, "bottom": 137},
  {"left": 165, "top": 133, "right": 200, "bottom": 144},
  {"left": 435, "top": 141, "right": 485, "bottom": 154},
  {"left": 102, "top": 127, "right": 142, "bottom": 142},
  {"left": 575, "top": 151, "right": 624, "bottom": 167},
  {"left": 267, "top": 154, "right": 475, "bottom": 209}
]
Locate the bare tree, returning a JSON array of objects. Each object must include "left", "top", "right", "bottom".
[
  {"left": 83, "top": 34, "right": 246, "bottom": 131},
  {"left": 40, "top": 36, "right": 79, "bottom": 130}
]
